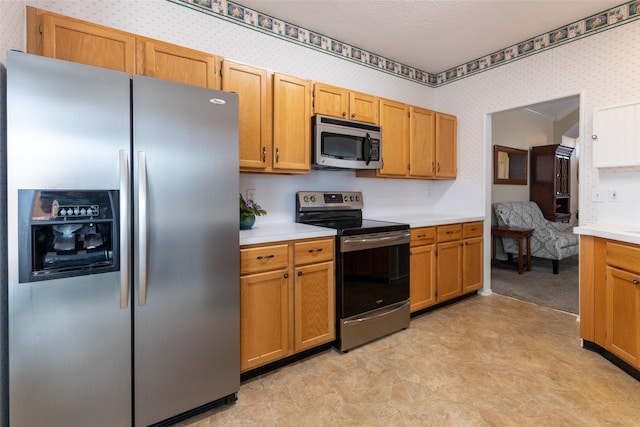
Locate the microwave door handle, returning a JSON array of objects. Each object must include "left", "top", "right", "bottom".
[{"left": 364, "top": 133, "right": 372, "bottom": 165}]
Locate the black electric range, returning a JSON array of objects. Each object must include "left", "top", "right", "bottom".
[{"left": 295, "top": 191, "right": 411, "bottom": 352}]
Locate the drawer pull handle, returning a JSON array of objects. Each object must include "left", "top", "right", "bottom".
[
  {"left": 417, "top": 234, "right": 426, "bottom": 238},
  {"left": 308, "top": 248, "right": 323, "bottom": 253},
  {"left": 446, "top": 231, "right": 453, "bottom": 234},
  {"left": 256, "top": 254, "right": 275, "bottom": 260},
  {"left": 633, "top": 279, "right": 640, "bottom": 286}
]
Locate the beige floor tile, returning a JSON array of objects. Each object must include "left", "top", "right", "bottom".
[{"left": 177, "top": 294, "right": 640, "bottom": 426}]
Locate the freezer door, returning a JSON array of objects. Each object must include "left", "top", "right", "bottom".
[
  {"left": 132, "top": 75, "right": 240, "bottom": 426},
  {"left": 6, "top": 52, "right": 132, "bottom": 427}
]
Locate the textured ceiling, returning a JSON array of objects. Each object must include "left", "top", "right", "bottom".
[{"left": 237, "top": 0, "right": 625, "bottom": 74}]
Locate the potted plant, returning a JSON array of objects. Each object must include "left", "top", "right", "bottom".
[{"left": 239, "top": 193, "right": 267, "bottom": 230}]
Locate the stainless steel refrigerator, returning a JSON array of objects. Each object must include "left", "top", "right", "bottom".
[{"left": 6, "top": 51, "right": 240, "bottom": 427}]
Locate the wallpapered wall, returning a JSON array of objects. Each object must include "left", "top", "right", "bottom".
[
  {"left": 434, "top": 20, "right": 640, "bottom": 226},
  {"left": 2, "top": 1, "right": 640, "bottom": 222}
]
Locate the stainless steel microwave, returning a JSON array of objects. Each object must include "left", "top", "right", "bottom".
[{"left": 312, "top": 114, "right": 382, "bottom": 170}]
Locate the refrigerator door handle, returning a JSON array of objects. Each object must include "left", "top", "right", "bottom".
[
  {"left": 119, "top": 150, "right": 130, "bottom": 309},
  {"left": 138, "top": 151, "right": 148, "bottom": 306}
]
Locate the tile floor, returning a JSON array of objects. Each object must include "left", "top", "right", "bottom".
[{"left": 176, "top": 294, "right": 640, "bottom": 426}]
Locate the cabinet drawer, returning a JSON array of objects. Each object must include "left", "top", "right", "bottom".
[
  {"left": 437, "top": 224, "right": 462, "bottom": 242},
  {"left": 294, "top": 239, "right": 334, "bottom": 265},
  {"left": 240, "top": 244, "right": 289, "bottom": 275},
  {"left": 411, "top": 227, "right": 435, "bottom": 247},
  {"left": 463, "top": 221, "right": 483, "bottom": 238},
  {"left": 606, "top": 241, "right": 640, "bottom": 274}
]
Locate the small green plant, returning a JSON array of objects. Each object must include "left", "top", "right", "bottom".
[{"left": 240, "top": 193, "right": 267, "bottom": 221}]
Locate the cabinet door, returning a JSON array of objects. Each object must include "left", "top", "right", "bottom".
[
  {"left": 136, "top": 39, "right": 219, "bottom": 89},
  {"left": 410, "top": 244, "right": 436, "bottom": 312},
  {"left": 240, "top": 269, "right": 290, "bottom": 371},
  {"left": 435, "top": 112, "right": 457, "bottom": 178},
  {"left": 436, "top": 240, "right": 462, "bottom": 302},
  {"left": 294, "top": 261, "right": 335, "bottom": 351},
  {"left": 349, "top": 91, "right": 379, "bottom": 124},
  {"left": 463, "top": 236, "right": 483, "bottom": 293},
  {"left": 593, "top": 102, "right": 640, "bottom": 167},
  {"left": 35, "top": 10, "right": 135, "bottom": 74},
  {"left": 410, "top": 106, "right": 436, "bottom": 177},
  {"left": 313, "top": 83, "right": 348, "bottom": 118},
  {"left": 378, "top": 98, "right": 409, "bottom": 176},
  {"left": 273, "top": 73, "right": 311, "bottom": 172},
  {"left": 222, "top": 61, "right": 270, "bottom": 170},
  {"left": 604, "top": 266, "right": 640, "bottom": 368}
]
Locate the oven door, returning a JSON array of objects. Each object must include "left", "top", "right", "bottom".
[{"left": 338, "top": 230, "right": 410, "bottom": 318}]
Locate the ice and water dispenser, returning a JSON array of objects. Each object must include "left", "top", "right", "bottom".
[{"left": 18, "top": 190, "right": 119, "bottom": 282}]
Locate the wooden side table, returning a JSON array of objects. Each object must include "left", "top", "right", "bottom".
[{"left": 491, "top": 226, "right": 533, "bottom": 274}]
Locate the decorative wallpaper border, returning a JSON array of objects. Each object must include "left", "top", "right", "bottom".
[{"left": 169, "top": 0, "right": 640, "bottom": 87}]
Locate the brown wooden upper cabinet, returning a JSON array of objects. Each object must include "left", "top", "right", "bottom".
[
  {"left": 27, "top": 6, "right": 220, "bottom": 89},
  {"left": 357, "top": 103, "right": 457, "bottom": 180},
  {"left": 135, "top": 38, "right": 220, "bottom": 89},
  {"left": 434, "top": 112, "right": 457, "bottom": 179},
  {"left": 313, "top": 83, "right": 379, "bottom": 124},
  {"left": 272, "top": 73, "right": 312, "bottom": 172},
  {"left": 221, "top": 60, "right": 271, "bottom": 171},
  {"left": 409, "top": 106, "right": 436, "bottom": 178},
  {"left": 27, "top": 6, "right": 135, "bottom": 74}
]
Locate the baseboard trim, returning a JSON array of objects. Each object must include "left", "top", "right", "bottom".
[{"left": 583, "top": 340, "right": 640, "bottom": 382}]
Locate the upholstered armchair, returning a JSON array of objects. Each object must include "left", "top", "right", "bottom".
[{"left": 492, "top": 201, "right": 579, "bottom": 274}]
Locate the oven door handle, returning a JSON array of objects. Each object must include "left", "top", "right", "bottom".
[
  {"left": 341, "top": 231, "right": 410, "bottom": 252},
  {"left": 343, "top": 301, "right": 409, "bottom": 325}
]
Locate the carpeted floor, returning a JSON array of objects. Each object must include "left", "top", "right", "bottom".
[{"left": 490, "top": 254, "right": 579, "bottom": 314}]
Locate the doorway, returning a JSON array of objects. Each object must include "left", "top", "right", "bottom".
[{"left": 488, "top": 94, "right": 580, "bottom": 314}]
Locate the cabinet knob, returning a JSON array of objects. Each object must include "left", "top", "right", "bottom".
[
  {"left": 284, "top": 273, "right": 288, "bottom": 278},
  {"left": 592, "top": 135, "right": 598, "bottom": 140},
  {"left": 342, "top": 112, "right": 347, "bottom": 117},
  {"left": 297, "top": 271, "right": 302, "bottom": 276},
  {"left": 633, "top": 279, "right": 640, "bottom": 285},
  {"left": 351, "top": 113, "right": 356, "bottom": 118}
]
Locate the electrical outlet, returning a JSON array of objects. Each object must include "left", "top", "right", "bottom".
[
  {"left": 608, "top": 188, "right": 620, "bottom": 202},
  {"left": 246, "top": 188, "right": 256, "bottom": 201}
]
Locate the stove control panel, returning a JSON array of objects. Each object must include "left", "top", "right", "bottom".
[{"left": 296, "top": 191, "right": 363, "bottom": 211}]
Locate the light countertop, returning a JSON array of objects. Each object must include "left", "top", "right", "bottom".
[
  {"left": 240, "top": 222, "right": 336, "bottom": 246},
  {"left": 369, "top": 213, "right": 485, "bottom": 229},
  {"left": 574, "top": 223, "right": 640, "bottom": 246},
  {"left": 240, "top": 213, "right": 485, "bottom": 245}
]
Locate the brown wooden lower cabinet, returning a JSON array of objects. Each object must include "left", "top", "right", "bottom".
[
  {"left": 240, "top": 238, "right": 334, "bottom": 372},
  {"left": 410, "top": 221, "right": 483, "bottom": 312},
  {"left": 581, "top": 236, "right": 640, "bottom": 372},
  {"left": 409, "top": 227, "right": 436, "bottom": 312}
]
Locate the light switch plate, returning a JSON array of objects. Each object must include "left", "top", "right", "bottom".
[{"left": 591, "top": 187, "right": 604, "bottom": 202}]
